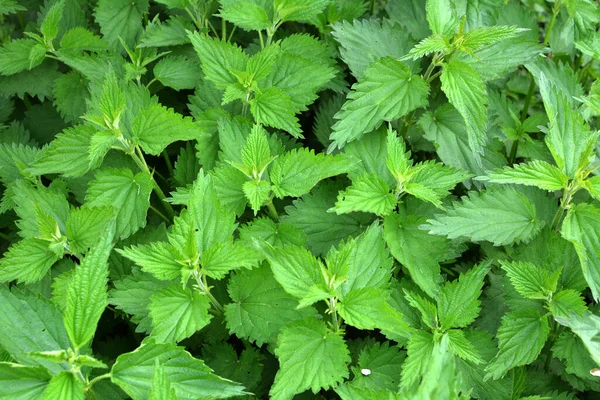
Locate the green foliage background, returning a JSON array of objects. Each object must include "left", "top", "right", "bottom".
[{"left": 1, "top": 0, "right": 600, "bottom": 398}]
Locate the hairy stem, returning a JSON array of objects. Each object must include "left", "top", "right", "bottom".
[
  {"left": 86, "top": 373, "right": 112, "bottom": 390},
  {"left": 266, "top": 198, "right": 279, "bottom": 222},
  {"left": 551, "top": 182, "right": 579, "bottom": 231},
  {"left": 130, "top": 146, "right": 175, "bottom": 220},
  {"left": 329, "top": 297, "right": 341, "bottom": 333},
  {"left": 195, "top": 272, "right": 224, "bottom": 314}
]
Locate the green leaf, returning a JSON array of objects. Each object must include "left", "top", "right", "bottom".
[
  {"left": 250, "top": 86, "right": 301, "bottom": 137},
  {"left": 273, "top": 0, "right": 329, "bottom": 23},
  {"left": 243, "top": 179, "right": 271, "bottom": 214},
  {"left": 189, "top": 170, "right": 237, "bottom": 254},
  {"left": 539, "top": 73, "right": 597, "bottom": 178},
  {"left": 406, "top": 160, "right": 470, "bottom": 206},
  {"left": 64, "top": 226, "right": 114, "bottom": 349},
  {"left": 42, "top": 371, "right": 83, "bottom": 400},
  {"left": 338, "top": 287, "right": 412, "bottom": 339},
  {"left": 149, "top": 360, "right": 177, "bottom": 400},
  {"left": 404, "top": 290, "right": 438, "bottom": 329},
  {"left": 11, "top": 180, "right": 70, "bottom": 239},
  {"left": 331, "top": 173, "right": 396, "bottom": 216},
  {"left": 138, "top": 16, "right": 192, "bottom": 48},
  {"left": 440, "top": 59, "right": 488, "bottom": 156},
  {"left": 338, "top": 223, "right": 394, "bottom": 295},
  {"left": 0, "top": 287, "right": 70, "bottom": 374},
  {"left": 426, "top": 0, "right": 460, "bottom": 37},
  {"left": 59, "top": 27, "right": 107, "bottom": 53},
  {"left": 117, "top": 242, "right": 182, "bottom": 281},
  {"left": 218, "top": 0, "right": 271, "bottom": 31},
  {"left": 418, "top": 105, "right": 506, "bottom": 181},
  {"left": 351, "top": 341, "right": 405, "bottom": 392},
  {"left": 132, "top": 104, "right": 202, "bottom": 156},
  {"left": 189, "top": 32, "right": 247, "bottom": 90},
  {"left": 149, "top": 283, "right": 212, "bottom": 343},
  {"left": 500, "top": 260, "right": 558, "bottom": 300},
  {"left": 438, "top": 262, "right": 490, "bottom": 330},
  {"left": 0, "top": 0, "right": 26, "bottom": 14},
  {"left": 478, "top": 160, "right": 568, "bottom": 191},
  {"left": 237, "top": 124, "right": 273, "bottom": 179},
  {"left": 405, "top": 34, "right": 450, "bottom": 60},
  {"left": 0, "top": 238, "right": 58, "bottom": 284},
  {"left": 561, "top": 203, "right": 600, "bottom": 302},
  {"left": 153, "top": 56, "right": 202, "bottom": 90},
  {"left": 270, "top": 148, "right": 348, "bottom": 198},
  {"left": 548, "top": 290, "right": 587, "bottom": 319},
  {"left": 384, "top": 212, "right": 445, "bottom": 299},
  {"left": 225, "top": 266, "right": 316, "bottom": 346},
  {"left": 28, "top": 125, "right": 95, "bottom": 178},
  {"left": 201, "top": 241, "right": 259, "bottom": 279},
  {"left": 66, "top": 206, "right": 117, "bottom": 255},
  {"left": 0, "top": 39, "right": 40, "bottom": 76},
  {"left": 281, "top": 182, "right": 375, "bottom": 256},
  {"left": 94, "top": 0, "right": 149, "bottom": 49},
  {"left": 485, "top": 311, "right": 550, "bottom": 380},
  {"left": 52, "top": 72, "right": 90, "bottom": 123},
  {"left": 424, "top": 187, "right": 542, "bottom": 246},
  {"left": 331, "top": 19, "right": 414, "bottom": 79},
  {"left": 238, "top": 217, "right": 306, "bottom": 248},
  {"left": 400, "top": 330, "right": 435, "bottom": 388},
  {"left": 256, "top": 241, "right": 329, "bottom": 304},
  {"left": 554, "top": 311, "right": 600, "bottom": 366},
  {"left": 263, "top": 52, "right": 335, "bottom": 112},
  {"left": 447, "top": 329, "right": 482, "bottom": 364},
  {"left": 109, "top": 269, "right": 171, "bottom": 334},
  {"left": 86, "top": 168, "right": 153, "bottom": 240},
  {"left": 111, "top": 342, "right": 246, "bottom": 399},
  {"left": 0, "top": 363, "right": 50, "bottom": 400},
  {"left": 270, "top": 318, "right": 350, "bottom": 400},
  {"left": 40, "top": 0, "right": 65, "bottom": 43},
  {"left": 461, "top": 25, "right": 525, "bottom": 52},
  {"left": 329, "top": 57, "right": 429, "bottom": 150},
  {"left": 583, "top": 176, "right": 600, "bottom": 202}
]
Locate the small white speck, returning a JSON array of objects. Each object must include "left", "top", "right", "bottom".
[
  {"left": 361, "top": 368, "right": 371, "bottom": 376},
  {"left": 591, "top": 368, "right": 600, "bottom": 377}
]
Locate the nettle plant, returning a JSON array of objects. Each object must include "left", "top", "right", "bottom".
[{"left": 1, "top": 0, "right": 600, "bottom": 399}]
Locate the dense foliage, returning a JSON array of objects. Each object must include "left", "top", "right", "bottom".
[{"left": 1, "top": 0, "right": 600, "bottom": 398}]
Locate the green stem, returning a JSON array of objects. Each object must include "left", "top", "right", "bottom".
[
  {"left": 258, "top": 30, "right": 265, "bottom": 49},
  {"left": 329, "top": 297, "right": 340, "bottom": 333},
  {"left": 145, "top": 77, "right": 157, "bottom": 89},
  {"left": 227, "top": 26, "right": 237, "bottom": 42},
  {"left": 162, "top": 149, "right": 174, "bottom": 176},
  {"left": 207, "top": 20, "right": 219, "bottom": 37},
  {"left": 221, "top": 17, "right": 226, "bottom": 41},
  {"left": 149, "top": 205, "right": 170, "bottom": 223},
  {"left": 130, "top": 146, "right": 175, "bottom": 220},
  {"left": 86, "top": 373, "right": 112, "bottom": 390},
  {"left": 195, "top": 272, "right": 224, "bottom": 314},
  {"left": 266, "top": 198, "right": 279, "bottom": 222},
  {"left": 551, "top": 183, "right": 579, "bottom": 231},
  {"left": 0, "top": 232, "right": 9, "bottom": 241},
  {"left": 544, "top": 3, "right": 561, "bottom": 46}
]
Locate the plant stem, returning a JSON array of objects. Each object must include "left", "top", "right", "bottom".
[
  {"left": 194, "top": 272, "right": 224, "bottom": 314},
  {"left": 86, "top": 373, "right": 112, "bottom": 390},
  {"left": 329, "top": 297, "right": 340, "bottom": 332},
  {"left": 258, "top": 30, "right": 265, "bottom": 49},
  {"left": 149, "top": 205, "right": 170, "bottom": 223},
  {"left": 221, "top": 17, "right": 226, "bottom": 41},
  {"left": 130, "top": 146, "right": 175, "bottom": 220},
  {"left": 544, "top": 3, "right": 561, "bottom": 46},
  {"left": 162, "top": 149, "right": 174, "bottom": 176},
  {"left": 266, "top": 198, "right": 279, "bottom": 222},
  {"left": 551, "top": 182, "right": 579, "bottom": 231},
  {"left": 400, "top": 53, "right": 442, "bottom": 137}
]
